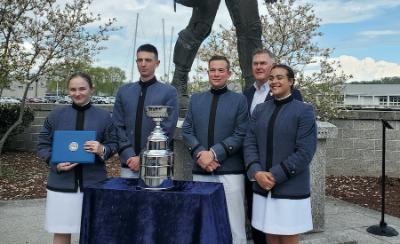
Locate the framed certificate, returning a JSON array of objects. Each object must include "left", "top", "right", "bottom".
[{"left": 51, "top": 130, "right": 96, "bottom": 164}]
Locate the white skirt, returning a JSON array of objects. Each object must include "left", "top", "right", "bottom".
[
  {"left": 252, "top": 192, "right": 313, "bottom": 235},
  {"left": 45, "top": 189, "right": 84, "bottom": 233},
  {"left": 120, "top": 167, "right": 139, "bottom": 178}
]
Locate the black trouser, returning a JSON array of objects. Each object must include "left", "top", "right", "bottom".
[
  {"left": 172, "top": 0, "right": 263, "bottom": 112},
  {"left": 245, "top": 176, "right": 266, "bottom": 244}
]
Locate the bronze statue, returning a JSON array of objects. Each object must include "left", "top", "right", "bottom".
[{"left": 172, "top": 0, "right": 276, "bottom": 116}]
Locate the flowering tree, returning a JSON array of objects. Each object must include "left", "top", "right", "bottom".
[
  {"left": 0, "top": 0, "right": 117, "bottom": 161},
  {"left": 196, "top": 0, "right": 351, "bottom": 120}
]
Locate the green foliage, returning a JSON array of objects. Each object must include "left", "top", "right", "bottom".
[
  {"left": 47, "top": 65, "right": 126, "bottom": 96},
  {"left": 88, "top": 66, "right": 126, "bottom": 96},
  {"left": 0, "top": 104, "right": 34, "bottom": 139},
  {"left": 46, "top": 61, "right": 91, "bottom": 96},
  {"left": 350, "top": 76, "right": 400, "bottom": 84}
]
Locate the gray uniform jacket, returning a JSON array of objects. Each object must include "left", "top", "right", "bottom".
[
  {"left": 244, "top": 96, "right": 317, "bottom": 199},
  {"left": 113, "top": 78, "right": 178, "bottom": 166},
  {"left": 182, "top": 88, "right": 249, "bottom": 175},
  {"left": 37, "top": 104, "right": 117, "bottom": 192}
]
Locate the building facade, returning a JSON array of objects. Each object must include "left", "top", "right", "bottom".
[
  {"left": 344, "top": 84, "right": 400, "bottom": 108},
  {"left": 1, "top": 80, "right": 47, "bottom": 98}
]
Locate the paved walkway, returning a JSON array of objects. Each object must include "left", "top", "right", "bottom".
[{"left": 1, "top": 197, "right": 399, "bottom": 244}]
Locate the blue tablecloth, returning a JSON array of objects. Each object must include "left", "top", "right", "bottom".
[{"left": 79, "top": 178, "right": 232, "bottom": 244}]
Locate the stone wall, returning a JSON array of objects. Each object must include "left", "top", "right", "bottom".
[{"left": 326, "top": 110, "right": 400, "bottom": 177}]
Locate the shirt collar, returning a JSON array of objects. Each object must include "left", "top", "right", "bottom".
[
  {"left": 139, "top": 76, "right": 157, "bottom": 88},
  {"left": 274, "top": 93, "right": 293, "bottom": 106},
  {"left": 210, "top": 85, "right": 228, "bottom": 95},
  {"left": 253, "top": 81, "right": 269, "bottom": 92},
  {"left": 72, "top": 102, "right": 92, "bottom": 111}
]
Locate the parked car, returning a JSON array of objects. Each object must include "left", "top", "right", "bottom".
[
  {"left": 44, "top": 95, "right": 58, "bottom": 103},
  {"left": 91, "top": 96, "right": 115, "bottom": 104},
  {"left": 0, "top": 97, "right": 20, "bottom": 104},
  {"left": 57, "top": 96, "right": 71, "bottom": 104},
  {"left": 26, "top": 97, "right": 47, "bottom": 103}
]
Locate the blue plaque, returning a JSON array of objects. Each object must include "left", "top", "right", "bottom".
[{"left": 51, "top": 130, "right": 96, "bottom": 164}]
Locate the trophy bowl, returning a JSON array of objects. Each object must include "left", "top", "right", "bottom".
[{"left": 139, "top": 150, "right": 174, "bottom": 190}]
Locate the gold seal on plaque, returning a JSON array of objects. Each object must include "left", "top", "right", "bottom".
[{"left": 69, "top": 142, "right": 79, "bottom": 152}]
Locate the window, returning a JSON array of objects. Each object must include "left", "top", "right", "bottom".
[
  {"left": 388, "top": 96, "right": 400, "bottom": 106},
  {"left": 378, "top": 96, "right": 387, "bottom": 106}
]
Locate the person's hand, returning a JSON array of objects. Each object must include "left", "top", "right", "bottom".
[
  {"left": 126, "top": 156, "right": 140, "bottom": 172},
  {"left": 205, "top": 160, "right": 220, "bottom": 173},
  {"left": 57, "top": 162, "right": 79, "bottom": 172},
  {"left": 196, "top": 151, "right": 214, "bottom": 169},
  {"left": 255, "top": 171, "right": 276, "bottom": 190},
  {"left": 84, "top": 141, "right": 104, "bottom": 156}
]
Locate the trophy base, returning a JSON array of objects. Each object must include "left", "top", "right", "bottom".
[{"left": 137, "top": 178, "right": 174, "bottom": 191}]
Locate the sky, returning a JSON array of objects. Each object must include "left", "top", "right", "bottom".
[{"left": 88, "top": 0, "right": 400, "bottom": 82}]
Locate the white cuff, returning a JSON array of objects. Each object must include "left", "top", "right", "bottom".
[
  {"left": 210, "top": 148, "right": 218, "bottom": 162},
  {"left": 100, "top": 146, "right": 106, "bottom": 160}
]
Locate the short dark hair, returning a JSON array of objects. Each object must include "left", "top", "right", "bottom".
[
  {"left": 252, "top": 48, "right": 275, "bottom": 60},
  {"left": 137, "top": 44, "right": 158, "bottom": 59},
  {"left": 208, "top": 55, "right": 230, "bottom": 71},
  {"left": 67, "top": 72, "right": 93, "bottom": 88},
  {"left": 271, "top": 64, "right": 295, "bottom": 80}
]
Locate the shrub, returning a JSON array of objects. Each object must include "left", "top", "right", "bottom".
[{"left": 0, "top": 104, "right": 35, "bottom": 141}]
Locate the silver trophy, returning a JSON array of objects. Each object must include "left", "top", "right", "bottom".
[{"left": 139, "top": 105, "right": 174, "bottom": 190}]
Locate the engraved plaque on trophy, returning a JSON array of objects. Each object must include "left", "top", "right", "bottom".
[{"left": 139, "top": 106, "right": 174, "bottom": 190}]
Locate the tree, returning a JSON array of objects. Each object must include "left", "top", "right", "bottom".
[
  {"left": 196, "top": 0, "right": 351, "bottom": 120},
  {"left": 46, "top": 61, "right": 91, "bottom": 96},
  {"left": 47, "top": 65, "right": 126, "bottom": 96},
  {"left": 88, "top": 66, "right": 126, "bottom": 96},
  {"left": 0, "top": 0, "right": 117, "bottom": 164},
  {"left": 351, "top": 76, "right": 400, "bottom": 84}
]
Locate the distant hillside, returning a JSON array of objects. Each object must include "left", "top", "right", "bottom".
[{"left": 350, "top": 76, "right": 400, "bottom": 84}]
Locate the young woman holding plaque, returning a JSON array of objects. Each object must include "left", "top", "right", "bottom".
[
  {"left": 243, "top": 64, "right": 317, "bottom": 244},
  {"left": 37, "top": 72, "right": 117, "bottom": 244}
]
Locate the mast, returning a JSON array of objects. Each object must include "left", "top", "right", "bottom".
[
  {"left": 131, "top": 13, "right": 139, "bottom": 82},
  {"left": 168, "top": 26, "right": 174, "bottom": 82},
  {"left": 162, "top": 18, "right": 166, "bottom": 80}
]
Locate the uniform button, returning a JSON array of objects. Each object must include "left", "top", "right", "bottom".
[
  {"left": 188, "top": 147, "right": 192, "bottom": 151},
  {"left": 228, "top": 146, "right": 233, "bottom": 150},
  {"left": 291, "top": 170, "right": 295, "bottom": 174}
]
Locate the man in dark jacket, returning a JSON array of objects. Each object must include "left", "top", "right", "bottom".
[
  {"left": 113, "top": 44, "right": 179, "bottom": 178},
  {"left": 182, "top": 55, "right": 249, "bottom": 244},
  {"left": 242, "top": 49, "right": 303, "bottom": 243}
]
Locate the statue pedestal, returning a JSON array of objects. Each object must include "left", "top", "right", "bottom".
[
  {"left": 172, "top": 119, "right": 193, "bottom": 181},
  {"left": 311, "top": 121, "right": 338, "bottom": 232}
]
